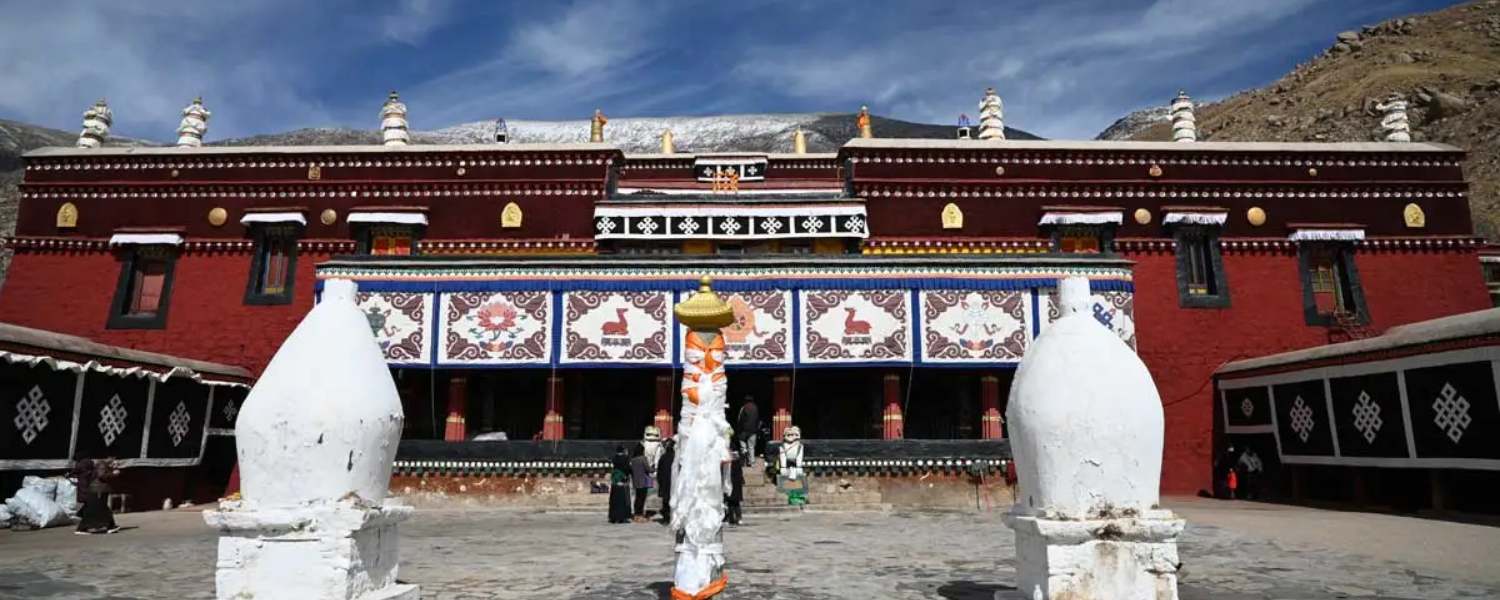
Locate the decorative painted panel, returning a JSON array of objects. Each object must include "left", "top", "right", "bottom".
[
  {"left": 799, "top": 290, "right": 911, "bottom": 364},
  {"left": 357, "top": 292, "right": 433, "bottom": 365},
  {"left": 440, "top": 291, "right": 551, "bottom": 365},
  {"left": 561, "top": 291, "right": 671, "bottom": 364},
  {"left": 920, "top": 290, "right": 1029, "bottom": 363},
  {"left": 1042, "top": 289, "right": 1137, "bottom": 350},
  {"left": 677, "top": 290, "right": 793, "bottom": 365}
]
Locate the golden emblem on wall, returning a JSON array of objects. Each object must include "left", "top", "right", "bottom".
[
  {"left": 1134, "top": 208, "right": 1152, "bottom": 225},
  {"left": 55, "top": 202, "right": 79, "bottom": 228},
  {"left": 208, "top": 207, "right": 228, "bottom": 227},
  {"left": 501, "top": 202, "right": 524, "bottom": 228},
  {"left": 1247, "top": 206, "right": 1267, "bottom": 226},
  {"left": 941, "top": 203, "right": 964, "bottom": 229},
  {"left": 307, "top": 165, "right": 322, "bottom": 180},
  {"left": 320, "top": 208, "right": 338, "bottom": 226},
  {"left": 1403, "top": 203, "right": 1426, "bottom": 228},
  {"left": 1148, "top": 164, "right": 1163, "bottom": 178}
]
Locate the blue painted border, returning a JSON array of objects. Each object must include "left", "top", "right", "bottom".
[{"left": 331, "top": 277, "right": 1134, "bottom": 294}]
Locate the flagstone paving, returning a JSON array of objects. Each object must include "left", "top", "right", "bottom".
[{"left": 1, "top": 500, "right": 1497, "bottom": 599}]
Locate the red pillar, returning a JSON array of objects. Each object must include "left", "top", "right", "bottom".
[
  {"left": 654, "top": 373, "right": 675, "bottom": 439},
  {"left": 444, "top": 375, "right": 468, "bottom": 442},
  {"left": 981, "top": 375, "right": 1004, "bottom": 439},
  {"left": 542, "top": 375, "right": 565, "bottom": 440},
  {"left": 882, "top": 372, "right": 904, "bottom": 440},
  {"left": 772, "top": 374, "right": 792, "bottom": 441}
]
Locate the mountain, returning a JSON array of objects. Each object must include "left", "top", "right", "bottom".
[{"left": 1109, "top": 0, "right": 1500, "bottom": 240}]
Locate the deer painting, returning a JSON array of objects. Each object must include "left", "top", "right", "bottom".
[
  {"left": 843, "top": 307, "right": 872, "bottom": 336},
  {"left": 601, "top": 307, "right": 630, "bottom": 336}
]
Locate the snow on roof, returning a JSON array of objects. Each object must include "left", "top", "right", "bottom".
[
  {"left": 1217, "top": 308, "right": 1500, "bottom": 376},
  {"left": 25, "top": 142, "right": 621, "bottom": 158},
  {"left": 0, "top": 322, "right": 253, "bottom": 380},
  {"left": 842, "top": 138, "right": 1463, "bottom": 154}
]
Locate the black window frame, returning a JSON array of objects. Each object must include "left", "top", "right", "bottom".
[
  {"left": 1172, "top": 225, "right": 1231, "bottom": 308},
  {"left": 107, "top": 245, "right": 178, "bottom": 330},
  {"left": 243, "top": 223, "right": 303, "bottom": 305},
  {"left": 1298, "top": 241, "right": 1369, "bottom": 326},
  {"left": 1047, "top": 224, "right": 1116, "bottom": 255},
  {"left": 353, "top": 223, "right": 425, "bottom": 255}
]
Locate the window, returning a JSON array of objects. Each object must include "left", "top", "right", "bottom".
[
  {"left": 356, "top": 225, "right": 420, "bottom": 255},
  {"left": 1299, "top": 243, "right": 1366, "bottom": 325},
  {"left": 244, "top": 224, "right": 301, "bottom": 305},
  {"left": 108, "top": 246, "right": 176, "bottom": 329},
  {"left": 1173, "top": 227, "right": 1230, "bottom": 308},
  {"left": 1051, "top": 225, "right": 1112, "bottom": 254}
]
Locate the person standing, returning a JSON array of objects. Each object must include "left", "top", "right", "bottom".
[
  {"left": 724, "top": 449, "right": 744, "bottom": 525},
  {"left": 630, "top": 443, "right": 652, "bottom": 522},
  {"left": 608, "top": 446, "right": 632, "bottom": 524},
  {"left": 657, "top": 438, "right": 676, "bottom": 523},
  {"left": 70, "top": 458, "right": 120, "bottom": 535},
  {"left": 736, "top": 397, "right": 760, "bottom": 466}
]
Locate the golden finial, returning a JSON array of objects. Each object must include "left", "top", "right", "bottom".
[
  {"left": 792, "top": 127, "right": 807, "bottom": 154},
  {"left": 590, "top": 109, "right": 607, "bottom": 143},
  {"left": 660, "top": 129, "right": 675, "bottom": 154},
  {"left": 674, "top": 276, "right": 735, "bottom": 331},
  {"left": 857, "top": 105, "right": 873, "bottom": 139}
]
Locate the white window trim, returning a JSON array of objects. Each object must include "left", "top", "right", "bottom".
[
  {"left": 1289, "top": 228, "right": 1365, "bottom": 242},
  {"left": 109, "top": 233, "right": 184, "bottom": 246},
  {"left": 240, "top": 212, "right": 308, "bottom": 226},
  {"left": 1163, "top": 212, "right": 1228, "bottom": 226},
  {"left": 1039, "top": 211, "right": 1123, "bottom": 226},
  {"left": 347, "top": 212, "right": 429, "bottom": 226}
]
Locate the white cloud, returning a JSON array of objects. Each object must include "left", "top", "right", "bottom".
[
  {"left": 379, "top": 0, "right": 456, "bottom": 45},
  {"left": 507, "top": 0, "right": 658, "bottom": 77}
]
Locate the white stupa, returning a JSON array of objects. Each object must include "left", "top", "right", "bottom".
[
  {"left": 381, "top": 91, "right": 410, "bottom": 146},
  {"left": 204, "top": 279, "right": 417, "bottom": 600},
  {"left": 1171, "top": 90, "right": 1196, "bottom": 143},
  {"left": 977, "top": 87, "right": 1005, "bottom": 140},
  {"left": 76, "top": 99, "right": 113, "bottom": 148},
  {"left": 1004, "top": 277, "right": 1183, "bottom": 599},
  {"left": 176, "top": 97, "right": 211, "bottom": 147},
  {"left": 1378, "top": 94, "right": 1411, "bottom": 142}
]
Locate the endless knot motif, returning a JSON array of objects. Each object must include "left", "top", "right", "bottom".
[
  {"left": 223, "top": 398, "right": 238, "bottom": 424},
  {"left": 13, "top": 385, "right": 50, "bottom": 445},
  {"left": 1432, "top": 383, "right": 1472, "bottom": 443},
  {"left": 760, "top": 218, "right": 783, "bottom": 234},
  {"left": 1091, "top": 303, "right": 1114, "bottom": 330},
  {"left": 637, "top": 218, "right": 659, "bottom": 235},
  {"left": 595, "top": 217, "right": 617, "bottom": 234},
  {"left": 800, "top": 216, "right": 824, "bottom": 231},
  {"left": 719, "top": 219, "right": 742, "bottom": 234},
  {"left": 1240, "top": 396, "right": 1255, "bottom": 418},
  {"left": 168, "top": 400, "right": 191, "bottom": 447},
  {"left": 1351, "top": 390, "right": 1383, "bottom": 444},
  {"left": 99, "top": 394, "right": 128, "bottom": 447},
  {"left": 1288, "top": 395, "right": 1315, "bottom": 443},
  {"left": 844, "top": 216, "right": 866, "bottom": 233},
  {"left": 678, "top": 219, "right": 700, "bottom": 234}
]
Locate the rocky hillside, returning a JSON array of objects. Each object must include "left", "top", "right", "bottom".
[{"left": 1116, "top": 0, "right": 1500, "bottom": 239}]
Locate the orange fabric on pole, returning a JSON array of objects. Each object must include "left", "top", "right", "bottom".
[{"left": 670, "top": 575, "right": 728, "bottom": 600}]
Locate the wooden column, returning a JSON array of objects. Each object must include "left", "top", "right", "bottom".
[
  {"left": 444, "top": 375, "right": 468, "bottom": 442},
  {"left": 542, "top": 375, "right": 565, "bottom": 441},
  {"left": 980, "top": 375, "right": 1004, "bottom": 439},
  {"left": 772, "top": 374, "right": 792, "bottom": 441},
  {"left": 654, "top": 373, "right": 675, "bottom": 439},
  {"left": 882, "top": 372, "right": 904, "bottom": 440}
]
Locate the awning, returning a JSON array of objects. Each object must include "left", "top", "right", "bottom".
[
  {"left": 348, "top": 212, "right": 429, "bottom": 226},
  {"left": 109, "top": 233, "right": 184, "bottom": 246},
  {"left": 1162, "top": 211, "right": 1228, "bottom": 226},
  {"left": 1038, "top": 210, "right": 1123, "bottom": 226},
  {"left": 240, "top": 211, "right": 308, "bottom": 226},
  {"left": 1288, "top": 225, "right": 1365, "bottom": 242}
]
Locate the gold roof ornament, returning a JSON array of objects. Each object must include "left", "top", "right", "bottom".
[
  {"left": 590, "top": 109, "right": 607, "bottom": 143},
  {"left": 792, "top": 127, "right": 807, "bottom": 154},
  {"left": 674, "top": 276, "right": 735, "bottom": 331},
  {"left": 857, "top": 105, "right": 873, "bottom": 139},
  {"left": 660, "top": 129, "right": 675, "bottom": 154}
]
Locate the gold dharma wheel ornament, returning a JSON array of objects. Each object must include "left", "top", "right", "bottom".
[
  {"left": 1133, "top": 208, "right": 1152, "bottom": 225},
  {"left": 1148, "top": 164, "right": 1164, "bottom": 178},
  {"left": 1307, "top": 167, "right": 1319, "bottom": 177},
  {"left": 1247, "top": 206, "right": 1267, "bottom": 226},
  {"left": 207, "top": 207, "right": 228, "bottom": 226},
  {"left": 674, "top": 276, "right": 735, "bottom": 331},
  {"left": 320, "top": 209, "right": 338, "bottom": 226}
]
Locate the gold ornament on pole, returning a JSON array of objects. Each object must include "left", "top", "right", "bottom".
[
  {"left": 792, "top": 127, "right": 808, "bottom": 154},
  {"left": 590, "top": 109, "right": 608, "bottom": 143},
  {"left": 857, "top": 105, "right": 873, "bottom": 139},
  {"left": 660, "top": 129, "right": 676, "bottom": 154}
]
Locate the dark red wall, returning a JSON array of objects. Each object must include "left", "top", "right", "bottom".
[{"left": 1127, "top": 246, "right": 1491, "bottom": 493}]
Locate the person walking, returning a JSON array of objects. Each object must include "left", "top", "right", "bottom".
[
  {"left": 736, "top": 397, "right": 760, "bottom": 466},
  {"left": 70, "top": 458, "right": 120, "bottom": 535},
  {"left": 630, "top": 442, "right": 652, "bottom": 522},
  {"left": 724, "top": 449, "right": 745, "bottom": 525},
  {"left": 656, "top": 438, "right": 676, "bottom": 523},
  {"left": 608, "top": 446, "right": 632, "bottom": 524}
]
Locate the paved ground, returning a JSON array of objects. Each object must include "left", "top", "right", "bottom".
[{"left": 1, "top": 498, "right": 1498, "bottom": 599}]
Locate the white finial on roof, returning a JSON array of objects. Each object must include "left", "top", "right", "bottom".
[
  {"left": 176, "top": 97, "right": 211, "bottom": 147},
  {"left": 1377, "top": 93, "right": 1411, "bottom": 142},
  {"left": 977, "top": 87, "right": 1005, "bottom": 140},
  {"left": 77, "top": 98, "right": 113, "bottom": 148},
  {"left": 1171, "top": 90, "right": 1196, "bottom": 142},
  {"left": 381, "top": 91, "right": 410, "bottom": 146}
]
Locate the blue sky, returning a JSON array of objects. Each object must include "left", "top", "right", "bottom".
[{"left": 0, "top": 0, "right": 1464, "bottom": 141}]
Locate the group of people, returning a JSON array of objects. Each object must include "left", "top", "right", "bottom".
[{"left": 606, "top": 397, "right": 765, "bottom": 526}]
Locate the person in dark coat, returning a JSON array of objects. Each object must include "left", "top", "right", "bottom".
[
  {"left": 608, "top": 446, "right": 632, "bottom": 524},
  {"left": 630, "top": 442, "right": 651, "bottom": 521},
  {"left": 724, "top": 449, "right": 744, "bottom": 525},
  {"left": 736, "top": 397, "right": 760, "bottom": 466},
  {"left": 70, "top": 458, "right": 120, "bottom": 534},
  {"left": 656, "top": 438, "right": 676, "bottom": 523}
]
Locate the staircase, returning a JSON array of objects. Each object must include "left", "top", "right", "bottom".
[{"left": 740, "top": 460, "right": 889, "bottom": 513}]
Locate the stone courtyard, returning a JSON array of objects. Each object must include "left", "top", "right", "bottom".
[{"left": 1, "top": 498, "right": 1497, "bottom": 600}]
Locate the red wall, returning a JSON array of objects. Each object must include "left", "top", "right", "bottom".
[
  {"left": 1127, "top": 246, "right": 1491, "bottom": 494},
  {"left": 0, "top": 249, "right": 324, "bottom": 375}
]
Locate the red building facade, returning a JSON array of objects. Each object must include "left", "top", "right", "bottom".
[{"left": 2, "top": 137, "right": 1489, "bottom": 493}]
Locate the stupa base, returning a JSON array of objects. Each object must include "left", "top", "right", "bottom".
[
  {"left": 1003, "top": 509, "right": 1184, "bottom": 600},
  {"left": 203, "top": 499, "right": 418, "bottom": 600}
]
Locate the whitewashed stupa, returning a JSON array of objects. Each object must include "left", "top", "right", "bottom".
[
  {"left": 76, "top": 99, "right": 112, "bottom": 148},
  {"left": 203, "top": 279, "right": 417, "bottom": 600},
  {"left": 1004, "top": 277, "right": 1183, "bottom": 599}
]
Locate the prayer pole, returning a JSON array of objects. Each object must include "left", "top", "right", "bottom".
[{"left": 669, "top": 276, "right": 735, "bottom": 600}]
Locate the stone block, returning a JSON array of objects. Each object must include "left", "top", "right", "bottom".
[{"left": 1004, "top": 510, "right": 1184, "bottom": 600}]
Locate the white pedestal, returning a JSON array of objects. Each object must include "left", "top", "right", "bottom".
[
  {"left": 1003, "top": 509, "right": 1184, "bottom": 600},
  {"left": 203, "top": 500, "right": 419, "bottom": 600}
]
